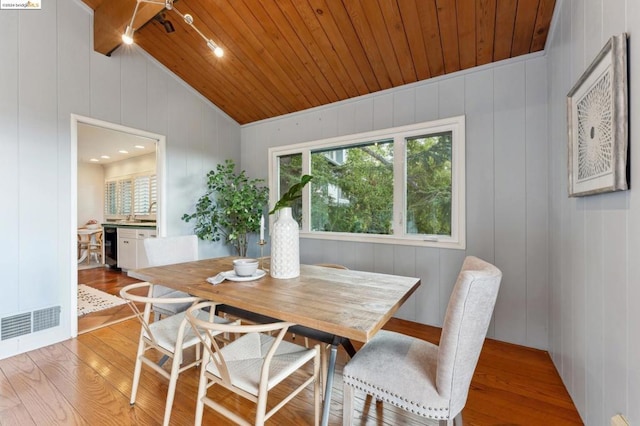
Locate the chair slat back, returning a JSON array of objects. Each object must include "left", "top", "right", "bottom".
[
  {"left": 186, "top": 302, "right": 293, "bottom": 388},
  {"left": 436, "top": 256, "right": 502, "bottom": 415},
  {"left": 120, "top": 282, "right": 201, "bottom": 346}
]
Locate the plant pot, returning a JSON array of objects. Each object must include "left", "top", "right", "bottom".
[{"left": 270, "top": 207, "right": 300, "bottom": 279}]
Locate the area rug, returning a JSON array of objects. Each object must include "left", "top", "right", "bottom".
[{"left": 77, "top": 284, "right": 127, "bottom": 317}]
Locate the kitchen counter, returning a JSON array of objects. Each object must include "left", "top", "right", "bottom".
[{"left": 102, "top": 221, "right": 157, "bottom": 229}]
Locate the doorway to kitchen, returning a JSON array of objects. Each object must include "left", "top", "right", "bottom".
[{"left": 71, "top": 114, "right": 166, "bottom": 334}]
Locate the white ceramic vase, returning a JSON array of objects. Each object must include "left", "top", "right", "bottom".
[{"left": 270, "top": 207, "right": 300, "bottom": 278}]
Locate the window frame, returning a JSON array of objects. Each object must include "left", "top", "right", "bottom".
[
  {"left": 104, "top": 171, "right": 157, "bottom": 220},
  {"left": 268, "top": 115, "right": 466, "bottom": 249}
]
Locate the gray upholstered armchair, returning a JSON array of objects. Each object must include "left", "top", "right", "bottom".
[{"left": 342, "top": 256, "right": 502, "bottom": 425}]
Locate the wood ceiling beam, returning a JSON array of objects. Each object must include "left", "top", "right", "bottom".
[{"left": 91, "top": 0, "right": 164, "bottom": 56}]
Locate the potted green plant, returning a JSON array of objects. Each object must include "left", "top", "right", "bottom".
[
  {"left": 269, "top": 174, "right": 313, "bottom": 215},
  {"left": 182, "top": 159, "right": 269, "bottom": 257}
]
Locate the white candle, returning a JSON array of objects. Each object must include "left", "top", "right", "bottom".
[{"left": 260, "top": 214, "right": 265, "bottom": 241}]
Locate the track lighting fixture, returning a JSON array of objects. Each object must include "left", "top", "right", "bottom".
[
  {"left": 154, "top": 13, "right": 175, "bottom": 33},
  {"left": 122, "top": 0, "right": 224, "bottom": 58}
]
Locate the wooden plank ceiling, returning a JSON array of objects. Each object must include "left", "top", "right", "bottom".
[{"left": 83, "top": 0, "right": 556, "bottom": 125}]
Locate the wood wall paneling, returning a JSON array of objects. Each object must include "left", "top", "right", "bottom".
[
  {"left": 20, "top": 1, "right": 59, "bottom": 310},
  {"left": 463, "top": 69, "right": 495, "bottom": 263},
  {"left": 120, "top": 53, "right": 148, "bottom": 129},
  {"left": 242, "top": 53, "right": 549, "bottom": 348},
  {"left": 90, "top": 50, "right": 122, "bottom": 124},
  {"left": 414, "top": 82, "right": 439, "bottom": 123},
  {"left": 524, "top": 57, "right": 549, "bottom": 350},
  {"left": 584, "top": 195, "right": 604, "bottom": 425},
  {"left": 413, "top": 247, "right": 441, "bottom": 326},
  {"left": 602, "top": 196, "right": 629, "bottom": 419},
  {"left": 0, "top": 11, "right": 19, "bottom": 321},
  {"left": 372, "top": 92, "right": 394, "bottom": 130},
  {"left": 145, "top": 63, "right": 170, "bottom": 137},
  {"left": 546, "top": 0, "right": 639, "bottom": 423},
  {"left": 626, "top": 2, "right": 640, "bottom": 424},
  {"left": 392, "top": 88, "right": 416, "bottom": 127},
  {"left": 0, "top": 0, "right": 240, "bottom": 359},
  {"left": 492, "top": 62, "right": 527, "bottom": 346},
  {"left": 437, "top": 75, "right": 465, "bottom": 118}
]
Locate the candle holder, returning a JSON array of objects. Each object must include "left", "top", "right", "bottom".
[{"left": 257, "top": 239, "right": 268, "bottom": 272}]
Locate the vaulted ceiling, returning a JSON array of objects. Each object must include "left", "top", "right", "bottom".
[{"left": 82, "top": 0, "right": 556, "bottom": 125}]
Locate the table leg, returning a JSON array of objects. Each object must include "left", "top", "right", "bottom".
[{"left": 321, "top": 339, "right": 339, "bottom": 426}]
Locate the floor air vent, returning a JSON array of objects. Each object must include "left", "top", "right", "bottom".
[
  {"left": 1, "top": 313, "right": 31, "bottom": 340},
  {"left": 33, "top": 306, "right": 61, "bottom": 332},
  {"left": 1, "top": 306, "right": 61, "bottom": 340}
]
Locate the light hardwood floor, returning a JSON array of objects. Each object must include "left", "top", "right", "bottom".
[
  {"left": 0, "top": 268, "right": 583, "bottom": 425},
  {"left": 77, "top": 266, "right": 143, "bottom": 334}
]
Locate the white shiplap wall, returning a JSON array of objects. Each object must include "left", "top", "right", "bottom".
[
  {"left": 241, "top": 55, "right": 549, "bottom": 349},
  {"left": 0, "top": 0, "right": 239, "bottom": 359},
  {"left": 547, "top": 0, "right": 639, "bottom": 424}
]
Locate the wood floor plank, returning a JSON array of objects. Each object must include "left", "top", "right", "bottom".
[
  {"left": 64, "top": 335, "right": 192, "bottom": 425},
  {"left": 0, "top": 369, "right": 36, "bottom": 426},
  {"left": 26, "top": 343, "right": 156, "bottom": 426},
  {"left": 0, "top": 353, "right": 88, "bottom": 425}
]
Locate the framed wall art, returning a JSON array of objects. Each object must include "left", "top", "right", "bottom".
[{"left": 567, "top": 33, "right": 629, "bottom": 197}]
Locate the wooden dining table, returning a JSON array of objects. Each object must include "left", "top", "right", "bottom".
[{"left": 128, "top": 256, "right": 420, "bottom": 425}]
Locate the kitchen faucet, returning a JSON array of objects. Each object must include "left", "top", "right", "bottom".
[{"left": 148, "top": 201, "right": 157, "bottom": 214}]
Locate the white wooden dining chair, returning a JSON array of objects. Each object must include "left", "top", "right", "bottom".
[
  {"left": 120, "top": 282, "right": 236, "bottom": 426},
  {"left": 77, "top": 233, "right": 90, "bottom": 262},
  {"left": 87, "top": 229, "right": 103, "bottom": 264},
  {"left": 186, "top": 301, "right": 322, "bottom": 426},
  {"left": 143, "top": 235, "right": 198, "bottom": 320},
  {"left": 342, "top": 256, "right": 502, "bottom": 425}
]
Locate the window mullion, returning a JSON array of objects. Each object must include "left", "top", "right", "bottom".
[
  {"left": 301, "top": 150, "right": 311, "bottom": 232},
  {"left": 392, "top": 135, "right": 405, "bottom": 236}
]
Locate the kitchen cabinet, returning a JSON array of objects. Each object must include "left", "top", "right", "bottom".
[{"left": 117, "top": 227, "right": 157, "bottom": 270}]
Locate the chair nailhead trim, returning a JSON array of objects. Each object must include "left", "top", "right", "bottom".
[{"left": 344, "top": 374, "right": 450, "bottom": 419}]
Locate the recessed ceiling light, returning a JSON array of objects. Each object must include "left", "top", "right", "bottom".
[
  {"left": 135, "top": 145, "right": 145, "bottom": 149},
  {"left": 101, "top": 155, "right": 110, "bottom": 159},
  {"left": 119, "top": 150, "right": 129, "bottom": 154},
  {"left": 90, "top": 158, "right": 99, "bottom": 162}
]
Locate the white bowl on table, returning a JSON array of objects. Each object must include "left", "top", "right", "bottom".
[
  {"left": 233, "top": 258, "right": 259, "bottom": 277},
  {"left": 86, "top": 224, "right": 100, "bottom": 230}
]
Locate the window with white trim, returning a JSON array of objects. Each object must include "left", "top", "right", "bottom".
[
  {"left": 269, "top": 116, "right": 466, "bottom": 249},
  {"left": 104, "top": 173, "right": 157, "bottom": 218}
]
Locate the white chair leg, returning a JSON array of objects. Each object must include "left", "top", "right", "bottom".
[
  {"left": 162, "top": 354, "right": 182, "bottom": 426},
  {"left": 255, "top": 381, "right": 269, "bottom": 426},
  {"left": 130, "top": 341, "right": 145, "bottom": 404},
  {"left": 343, "top": 383, "right": 354, "bottom": 426},
  {"left": 194, "top": 368, "right": 208, "bottom": 426}
]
